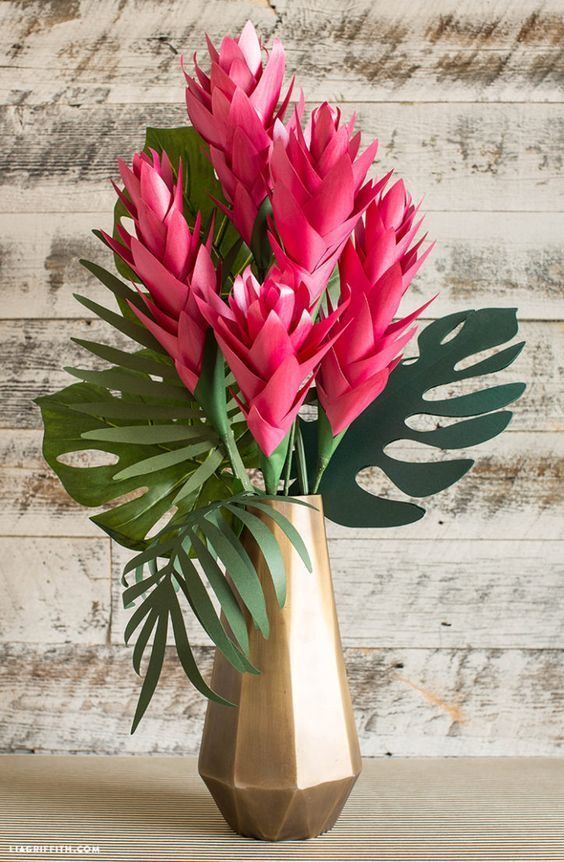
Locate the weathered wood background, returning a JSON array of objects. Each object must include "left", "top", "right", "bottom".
[{"left": 0, "top": 0, "right": 562, "bottom": 757}]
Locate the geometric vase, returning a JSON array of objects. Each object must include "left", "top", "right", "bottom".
[{"left": 198, "top": 494, "right": 362, "bottom": 841}]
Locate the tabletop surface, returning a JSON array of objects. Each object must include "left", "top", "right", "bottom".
[{"left": 0, "top": 756, "right": 563, "bottom": 861}]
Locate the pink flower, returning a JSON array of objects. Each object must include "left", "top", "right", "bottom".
[
  {"left": 195, "top": 266, "right": 343, "bottom": 456},
  {"left": 184, "top": 21, "right": 301, "bottom": 244},
  {"left": 317, "top": 180, "right": 434, "bottom": 435},
  {"left": 102, "top": 149, "right": 219, "bottom": 394},
  {"left": 268, "top": 103, "right": 381, "bottom": 302}
]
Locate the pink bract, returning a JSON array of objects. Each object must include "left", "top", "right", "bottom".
[
  {"left": 195, "top": 265, "right": 343, "bottom": 456},
  {"left": 269, "top": 102, "right": 380, "bottom": 302},
  {"left": 184, "top": 20, "right": 302, "bottom": 245},
  {"left": 317, "top": 179, "right": 435, "bottom": 435},
  {"left": 102, "top": 149, "right": 218, "bottom": 394}
]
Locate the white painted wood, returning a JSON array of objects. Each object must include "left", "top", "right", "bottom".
[
  {"left": 0, "top": 0, "right": 562, "bottom": 759},
  {"left": 0, "top": 320, "right": 554, "bottom": 431},
  {"left": 2, "top": 431, "right": 561, "bottom": 541},
  {"left": 1, "top": 211, "right": 562, "bottom": 320},
  {"left": 0, "top": 537, "right": 110, "bottom": 644},
  {"left": 109, "top": 537, "right": 564, "bottom": 650},
  {"left": 1, "top": 101, "right": 562, "bottom": 213},
  {"left": 1, "top": 644, "right": 562, "bottom": 756},
  {"left": 0, "top": 0, "right": 562, "bottom": 104}
]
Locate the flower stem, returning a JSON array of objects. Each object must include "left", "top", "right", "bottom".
[
  {"left": 312, "top": 410, "right": 346, "bottom": 493},
  {"left": 294, "top": 422, "right": 309, "bottom": 495},
  {"left": 215, "top": 214, "right": 229, "bottom": 250},
  {"left": 282, "top": 421, "right": 297, "bottom": 496}
]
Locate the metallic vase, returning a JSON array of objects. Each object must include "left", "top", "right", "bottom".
[{"left": 198, "top": 494, "right": 362, "bottom": 841}]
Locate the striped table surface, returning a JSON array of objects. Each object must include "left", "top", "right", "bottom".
[{"left": 0, "top": 756, "right": 563, "bottom": 861}]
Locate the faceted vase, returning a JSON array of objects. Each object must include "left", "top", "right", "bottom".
[{"left": 198, "top": 494, "right": 362, "bottom": 841}]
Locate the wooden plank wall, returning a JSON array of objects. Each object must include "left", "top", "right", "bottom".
[{"left": 0, "top": 0, "right": 563, "bottom": 757}]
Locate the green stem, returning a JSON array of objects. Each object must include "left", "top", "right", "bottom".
[
  {"left": 294, "top": 423, "right": 309, "bottom": 496},
  {"left": 311, "top": 465, "right": 325, "bottom": 494},
  {"left": 312, "top": 410, "right": 346, "bottom": 493},
  {"left": 282, "top": 422, "right": 297, "bottom": 496},
  {"left": 215, "top": 214, "right": 229, "bottom": 249},
  {"left": 235, "top": 251, "right": 253, "bottom": 276}
]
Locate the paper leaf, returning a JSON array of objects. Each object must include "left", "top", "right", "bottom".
[
  {"left": 308, "top": 308, "right": 526, "bottom": 528},
  {"left": 36, "top": 382, "right": 234, "bottom": 550}
]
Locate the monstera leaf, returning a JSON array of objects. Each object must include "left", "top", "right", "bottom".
[
  {"left": 36, "top": 379, "right": 236, "bottom": 550},
  {"left": 304, "top": 308, "right": 526, "bottom": 528}
]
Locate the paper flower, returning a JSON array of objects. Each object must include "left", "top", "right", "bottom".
[
  {"left": 102, "top": 149, "right": 218, "bottom": 394},
  {"left": 195, "top": 266, "right": 342, "bottom": 456},
  {"left": 268, "top": 103, "right": 381, "bottom": 302},
  {"left": 184, "top": 20, "right": 301, "bottom": 244},
  {"left": 317, "top": 181, "right": 434, "bottom": 435}
]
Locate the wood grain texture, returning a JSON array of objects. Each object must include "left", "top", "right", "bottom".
[
  {"left": 0, "top": 644, "right": 562, "bottom": 756},
  {"left": 0, "top": 537, "right": 110, "bottom": 644},
  {"left": 1, "top": 101, "right": 562, "bottom": 213},
  {"left": 1, "top": 759, "right": 563, "bottom": 862},
  {"left": 2, "top": 211, "right": 562, "bottom": 320},
  {"left": 0, "top": 0, "right": 562, "bottom": 759},
  {"left": 108, "top": 537, "right": 564, "bottom": 650},
  {"left": 2, "top": 431, "right": 561, "bottom": 542},
  {"left": 0, "top": 0, "right": 562, "bottom": 104},
  {"left": 0, "top": 319, "right": 555, "bottom": 431}
]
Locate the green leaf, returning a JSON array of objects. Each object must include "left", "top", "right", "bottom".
[
  {"left": 176, "top": 547, "right": 257, "bottom": 674},
  {"left": 409, "top": 411, "right": 512, "bottom": 450},
  {"left": 198, "top": 515, "right": 270, "bottom": 638},
  {"left": 123, "top": 543, "right": 175, "bottom": 579},
  {"left": 309, "top": 307, "right": 526, "bottom": 528},
  {"left": 186, "top": 526, "right": 250, "bottom": 656},
  {"left": 82, "top": 424, "right": 217, "bottom": 446},
  {"left": 72, "top": 338, "right": 177, "bottom": 379},
  {"left": 422, "top": 383, "right": 526, "bottom": 417},
  {"left": 226, "top": 504, "right": 287, "bottom": 607},
  {"left": 113, "top": 441, "right": 215, "bottom": 481},
  {"left": 80, "top": 259, "right": 145, "bottom": 309},
  {"left": 130, "top": 604, "right": 168, "bottom": 732},
  {"left": 132, "top": 608, "right": 159, "bottom": 674},
  {"left": 124, "top": 591, "right": 155, "bottom": 644},
  {"left": 194, "top": 330, "right": 229, "bottom": 437},
  {"left": 242, "top": 500, "right": 313, "bottom": 573},
  {"left": 70, "top": 400, "right": 201, "bottom": 421},
  {"left": 166, "top": 580, "right": 235, "bottom": 708},
  {"left": 72, "top": 293, "right": 166, "bottom": 353},
  {"left": 123, "top": 567, "right": 163, "bottom": 605},
  {"left": 36, "top": 382, "right": 234, "bottom": 550},
  {"left": 172, "top": 449, "right": 223, "bottom": 505},
  {"left": 65, "top": 366, "right": 189, "bottom": 402}
]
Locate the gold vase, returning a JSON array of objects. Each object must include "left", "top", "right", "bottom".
[{"left": 198, "top": 494, "right": 361, "bottom": 841}]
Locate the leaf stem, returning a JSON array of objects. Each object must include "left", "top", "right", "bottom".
[
  {"left": 282, "top": 421, "right": 297, "bottom": 496},
  {"left": 294, "top": 422, "right": 309, "bottom": 495}
]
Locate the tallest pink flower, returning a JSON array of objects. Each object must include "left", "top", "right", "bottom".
[{"left": 184, "top": 21, "right": 299, "bottom": 244}]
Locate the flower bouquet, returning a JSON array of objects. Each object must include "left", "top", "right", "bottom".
[{"left": 38, "top": 22, "right": 525, "bottom": 842}]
